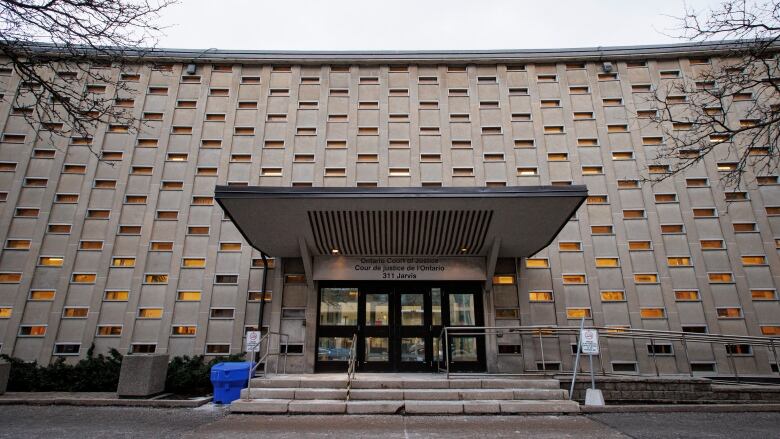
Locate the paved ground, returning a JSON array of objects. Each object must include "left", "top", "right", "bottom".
[{"left": 0, "top": 405, "right": 780, "bottom": 438}]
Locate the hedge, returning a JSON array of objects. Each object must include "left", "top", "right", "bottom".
[{"left": 0, "top": 346, "right": 245, "bottom": 395}]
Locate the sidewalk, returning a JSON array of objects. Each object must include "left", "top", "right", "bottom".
[{"left": 0, "top": 391, "right": 211, "bottom": 407}]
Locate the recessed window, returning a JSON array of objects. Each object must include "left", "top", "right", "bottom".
[
  {"left": 529, "top": 291, "right": 553, "bottom": 302},
  {"left": 516, "top": 167, "right": 538, "bottom": 176},
  {"left": 525, "top": 258, "right": 549, "bottom": 268},
  {"left": 757, "top": 175, "right": 778, "bottom": 185},
  {"left": 210, "top": 88, "right": 230, "bottom": 96},
  {"left": 628, "top": 241, "right": 652, "bottom": 251},
  {"left": 63, "top": 307, "right": 88, "bottom": 318},
  {"left": 595, "top": 258, "right": 620, "bottom": 268},
  {"left": 547, "top": 152, "right": 568, "bottom": 161},
  {"left": 623, "top": 209, "right": 645, "bottom": 219},
  {"left": 600, "top": 290, "right": 626, "bottom": 302},
  {"left": 177, "top": 291, "right": 201, "bottom": 301},
  {"left": 215, "top": 274, "right": 239, "bottom": 284},
  {"left": 640, "top": 308, "right": 666, "bottom": 319},
  {"left": 562, "top": 274, "right": 586, "bottom": 284},
  {"left": 654, "top": 193, "right": 677, "bottom": 203},
  {"left": 514, "top": 139, "right": 535, "bottom": 148},
  {"left": 647, "top": 344, "right": 673, "bottom": 355},
  {"left": 617, "top": 180, "right": 639, "bottom": 189},
  {"left": 633, "top": 273, "right": 658, "bottom": 283},
  {"left": 661, "top": 224, "right": 685, "bottom": 234},
  {"left": 210, "top": 308, "right": 235, "bottom": 319},
  {"left": 540, "top": 99, "right": 560, "bottom": 107},
  {"left": 566, "top": 308, "right": 591, "bottom": 319},
  {"left": 587, "top": 195, "right": 608, "bottom": 204},
  {"left": 118, "top": 225, "right": 141, "bottom": 235},
  {"left": 187, "top": 226, "right": 209, "bottom": 235},
  {"left": 181, "top": 258, "right": 206, "bottom": 268},
  {"left": 675, "top": 290, "right": 700, "bottom": 301},
  {"left": 104, "top": 290, "right": 129, "bottom": 301},
  {"left": 130, "top": 344, "right": 157, "bottom": 354},
  {"left": 667, "top": 256, "right": 692, "bottom": 267},
  {"left": 741, "top": 255, "right": 767, "bottom": 266},
  {"left": 708, "top": 272, "right": 734, "bottom": 283},
  {"left": 6, "top": 239, "right": 31, "bottom": 250},
  {"left": 144, "top": 274, "right": 168, "bottom": 284},
  {"left": 508, "top": 87, "right": 528, "bottom": 95},
  {"left": 138, "top": 308, "right": 163, "bottom": 319},
  {"left": 591, "top": 225, "right": 614, "bottom": 235},
  {"left": 559, "top": 242, "right": 582, "bottom": 251},
  {"left": 492, "top": 275, "right": 515, "bottom": 285},
  {"left": 71, "top": 273, "right": 96, "bottom": 283},
  {"left": 582, "top": 166, "right": 603, "bottom": 175},
  {"left": 29, "top": 290, "right": 55, "bottom": 301},
  {"left": 611, "top": 151, "right": 634, "bottom": 161},
  {"left": 716, "top": 307, "right": 742, "bottom": 318},
  {"left": 700, "top": 239, "right": 725, "bottom": 249},
  {"left": 751, "top": 289, "right": 777, "bottom": 300},
  {"left": 693, "top": 208, "right": 717, "bottom": 218}
]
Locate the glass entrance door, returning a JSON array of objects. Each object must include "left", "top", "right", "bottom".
[{"left": 316, "top": 282, "right": 485, "bottom": 372}]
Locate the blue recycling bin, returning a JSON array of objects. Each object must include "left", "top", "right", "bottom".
[{"left": 210, "top": 361, "right": 252, "bottom": 404}]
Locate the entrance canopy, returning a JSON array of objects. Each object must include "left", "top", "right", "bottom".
[{"left": 215, "top": 186, "right": 587, "bottom": 259}]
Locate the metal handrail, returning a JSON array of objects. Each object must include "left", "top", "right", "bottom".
[
  {"left": 244, "top": 330, "right": 290, "bottom": 401},
  {"left": 346, "top": 333, "right": 358, "bottom": 401},
  {"left": 438, "top": 325, "right": 780, "bottom": 380}
]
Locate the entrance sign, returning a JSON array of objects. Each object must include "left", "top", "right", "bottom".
[
  {"left": 246, "top": 331, "right": 262, "bottom": 353},
  {"left": 580, "top": 328, "right": 600, "bottom": 355},
  {"left": 312, "top": 256, "right": 486, "bottom": 281}
]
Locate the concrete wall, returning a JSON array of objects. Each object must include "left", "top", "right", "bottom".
[{"left": 0, "top": 56, "right": 776, "bottom": 376}]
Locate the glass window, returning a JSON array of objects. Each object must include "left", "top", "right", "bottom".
[
  {"left": 450, "top": 337, "right": 478, "bottom": 362},
  {"left": 319, "top": 288, "right": 358, "bottom": 326},
  {"left": 431, "top": 288, "right": 442, "bottom": 326},
  {"left": 449, "top": 294, "right": 475, "bottom": 325},
  {"left": 317, "top": 336, "right": 352, "bottom": 361},
  {"left": 401, "top": 337, "right": 425, "bottom": 362},
  {"left": 401, "top": 294, "right": 424, "bottom": 326},
  {"left": 365, "top": 337, "right": 389, "bottom": 362},
  {"left": 365, "top": 293, "right": 388, "bottom": 326}
]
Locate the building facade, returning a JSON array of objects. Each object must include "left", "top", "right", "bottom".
[{"left": 0, "top": 42, "right": 778, "bottom": 376}]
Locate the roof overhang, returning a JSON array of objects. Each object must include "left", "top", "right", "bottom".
[{"left": 215, "top": 186, "right": 587, "bottom": 259}]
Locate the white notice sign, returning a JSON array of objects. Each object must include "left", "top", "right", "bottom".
[
  {"left": 246, "top": 331, "right": 262, "bottom": 353},
  {"left": 580, "top": 329, "right": 600, "bottom": 355}
]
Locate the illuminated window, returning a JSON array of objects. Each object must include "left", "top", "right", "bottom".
[
  {"left": 595, "top": 258, "right": 619, "bottom": 267},
  {"left": 5, "top": 239, "right": 31, "bottom": 249},
  {"left": 248, "top": 290, "right": 272, "bottom": 301},
  {"left": 219, "top": 242, "right": 242, "bottom": 251},
  {"left": 741, "top": 255, "right": 767, "bottom": 266},
  {"left": 686, "top": 178, "right": 708, "bottom": 187},
  {"left": 591, "top": 225, "right": 614, "bottom": 235},
  {"left": 177, "top": 291, "right": 201, "bottom": 301},
  {"left": 492, "top": 275, "right": 515, "bottom": 285},
  {"left": 104, "top": 290, "right": 129, "bottom": 301},
  {"left": 716, "top": 307, "right": 742, "bottom": 318},
  {"left": 144, "top": 274, "right": 169, "bottom": 284},
  {"left": 138, "top": 308, "right": 163, "bottom": 318},
  {"left": 562, "top": 274, "right": 586, "bottom": 284},
  {"left": 19, "top": 325, "right": 46, "bottom": 336},
  {"left": 640, "top": 308, "right": 665, "bottom": 319},
  {"left": 29, "top": 290, "right": 55, "bottom": 301},
  {"left": 628, "top": 241, "right": 652, "bottom": 251},
  {"left": 63, "top": 307, "right": 88, "bottom": 318},
  {"left": 708, "top": 273, "right": 733, "bottom": 283},
  {"left": 559, "top": 242, "right": 582, "bottom": 251},
  {"left": 633, "top": 273, "right": 658, "bottom": 283},
  {"left": 761, "top": 326, "right": 780, "bottom": 335},
  {"left": 700, "top": 240, "right": 724, "bottom": 249},
  {"left": 751, "top": 289, "right": 777, "bottom": 300},
  {"left": 617, "top": 180, "right": 639, "bottom": 189},
  {"left": 654, "top": 193, "right": 677, "bottom": 203},
  {"left": 529, "top": 291, "right": 553, "bottom": 302},
  {"left": 667, "top": 257, "right": 692, "bottom": 266},
  {"left": 767, "top": 206, "right": 780, "bottom": 216},
  {"left": 661, "top": 224, "right": 684, "bottom": 234},
  {"left": 577, "top": 138, "right": 599, "bottom": 147},
  {"left": 612, "top": 151, "right": 634, "bottom": 160},
  {"left": 525, "top": 258, "right": 549, "bottom": 268},
  {"left": 251, "top": 258, "right": 276, "bottom": 269},
  {"left": 0, "top": 307, "right": 11, "bottom": 318},
  {"left": 150, "top": 241, "right": 174, "bottom": 251},
  {"left": 97, "top": 325, "right": 122, "bottom": 336},
  {"left": 171, "top": 326, "right": 197, "bottom": 336},
  {"left": 623, "top": 209, "right": 645, "bottom": 219},
  {"left": 541, "top": 99, "right": 560, "bottom": 107},
  {"left": 717, "top": 162, "right": 737, "bottom": 171},
  {"left": 71, "top": 273, "right": 96, "bottom": 283},
  {"left": 496, "top": 309, "right": 520, "bottom": 319},
  {"left": 648, "top": 165, "right": 669, "bottom": 174},
  {"left": 156, "top": 211, "right": 178, "bottom": 220},
  {"left": 182, "top": 258, "right": 206, "bottom": 268},
  {"left": 693, "top": 208, "right": 716, "bottom": 218},
  {"left": 516, "top": 167, "right": 538, "bottom": 176},
  {"left": 587, "top": 195, "right": 608, "bottom": 204},
  {"left": 675, "top": 290, "right": 700, "bottom": 301},
  {"left": 111, "top": 257, "right": 135, "bottom": 267},
  {"left": 566, "top": 308, "right": 591, "bottom": 319},
  {"left": 87, "top": 209, "right": 110, "bottom": 219},
  {"left": 581, "top": 166, "right": 603, "bottom": 175},
  {"left": 79, "top": 240, "right": 103, "bottom": 250},
  {"left": 188, "top": 226, "right": 209, "bottom": 235},
  {"left": 600, "top": 291, "right": 625, "bottom": 301}
]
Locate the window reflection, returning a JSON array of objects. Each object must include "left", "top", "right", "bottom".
[
  {"left": 319, "top": 288, "right": 358, "bottom": 325},
  {"left": 449, "top": 294, "right": 475, "bottom": 325},
  {"left": 401, "top": 294, "right": 424, "bottom": 326},
  {"left": 401, "top": 337, "right": 425, "bottom": 362},
  {"left": 317, "top": 337, "right": 353, "bottom": 361},
  {"left": 431, "top": 288, "right": 442, "bottom": 326},
  {"left": 365, "top": 293, "right": 389, "bottom": 326},
  {"left": 451, "top": 336, "right": 478, "bottom": 362},
  {"left": 365, "top": 337, "right": 389, "bottom": 362}
]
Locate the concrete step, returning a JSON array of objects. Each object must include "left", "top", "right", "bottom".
[
  {"left": 241, "top": 387, "right": 568, "bottom": 401},
  {"left": 250, "top": 376, "right": 561, "bottom": 390},
  {"left": 230, "top": 398, "right": 580, "bottom": 414}
]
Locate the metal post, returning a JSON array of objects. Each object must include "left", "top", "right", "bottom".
[
  {"left": 650, "top": 338, "right": 660, "bottom": 377},
  {"left": 589, "top": 354, "right": 596, "bottom": 389},
  {"left": 538, "top": 329, "right": 546, "bottom": 373},
  {"left": 445, "top": 328, "right": 450, "bottom": 379},
  {"left": 569, "top": 318, "right": 585, "bottom": 400},
  {"left": 726, "top": 345, "right": 740, "bottom": 383},
  {"left": 681, "top": 334, "right": 693, "bottom": 377}
]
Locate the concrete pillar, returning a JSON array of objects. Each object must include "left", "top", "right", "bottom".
[{"left": 117, "top": 354, "right": 169, "bottom": 398}]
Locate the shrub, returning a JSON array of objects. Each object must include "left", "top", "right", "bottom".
[{"left": 0, "top": 347, "right": 243, "bottom": 395}]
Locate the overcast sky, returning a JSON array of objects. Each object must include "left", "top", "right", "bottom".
[{"left": 155, "top": 0, "right": 724, "bottom": 51}]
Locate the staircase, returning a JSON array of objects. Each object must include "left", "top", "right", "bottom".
[{"left": 231, "top": 374, "right": 580, "bottom": 414}]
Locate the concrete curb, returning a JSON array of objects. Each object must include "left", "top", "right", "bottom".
[
  {"left": 581, "top": 403, "right": 780, "bottom": 413},
  {"left": 0, "top": 396, "right": 212, "bottom": 408}
]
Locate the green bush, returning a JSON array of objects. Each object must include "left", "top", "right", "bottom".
[
  {"left": 0, "top": 345, "right": 122, "bottom": 392},
  {"left": 165, "top": 353, "right": 245, "bottom": 396},
  {"left": 0, "top": 347, "right": 244, "bottom": 395}
]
